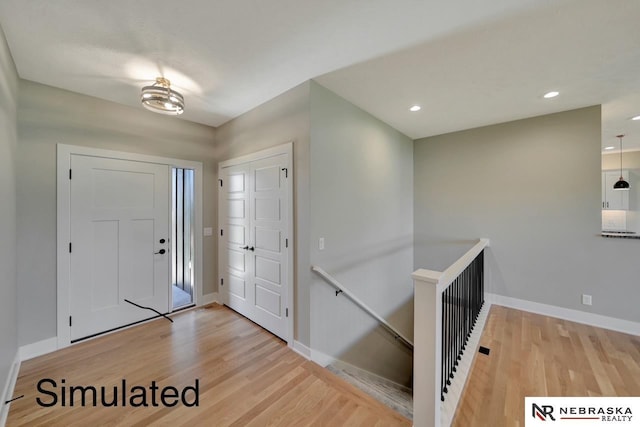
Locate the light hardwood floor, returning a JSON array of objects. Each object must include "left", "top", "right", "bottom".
[
  {"left": 7, "top": 304, "right": 410, "bottom": 427},
  {"left": 453, "top": 305, "right": 640, "bottom": 427}
]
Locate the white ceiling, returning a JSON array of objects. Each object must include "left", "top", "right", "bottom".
[{"left": 1, "top": 0, "right": 639, "bottom": 150}]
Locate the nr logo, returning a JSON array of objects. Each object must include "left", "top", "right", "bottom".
[{"left": 532, "top": 403, "right": 556, "bottom": 421}]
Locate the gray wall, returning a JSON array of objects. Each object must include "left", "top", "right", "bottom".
[
  {"left": 215, "top": 82, "right": 312, "bottom": 346},
  {"left": 16, "top": 80, "right": 217, "bottom": 346},
  {"left": 0, "top": 24, "right": 18, "bottom": 399},
  {"left": 309, "top": 82, "right": 414, "bottom": 386},
  {"left": 415, "top": 106, "right": 640, "bottom": 323}
]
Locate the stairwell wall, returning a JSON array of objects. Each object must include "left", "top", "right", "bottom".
[{"left": 309, "top": 81, "right": 414, "bottom": 386}]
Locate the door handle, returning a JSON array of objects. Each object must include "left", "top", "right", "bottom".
[
  {"left": 240, "top": 245, "right": 249, "bottom": 250},
  {"left": 248, "top": 246, "right": 255, "bottom": 252},
  {"left": 155, "top": 249, "right": 166, "bottom": 255}
]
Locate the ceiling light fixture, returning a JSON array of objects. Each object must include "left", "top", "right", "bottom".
[
  {"left": 613, "top": 134, "right": 630, "bottom": 191},
  {"left": 141, "top": 77, "right": 184, "bottom": 115},
  {"left": 631, "top": 115, "right": 640, "bottom": 121},
  {"left": 409, "top": 105, "right": 421, "bottom": 112},
  {"left": 543, "top": 91, "right": 559, "bottom": 99}
]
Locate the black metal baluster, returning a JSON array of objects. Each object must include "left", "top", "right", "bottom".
[
  {"left": 440, "top": 290, "right": 447, "bottom": 402},
  {"left": 440, "top": 249, "right": 486, "bottom": 402}
]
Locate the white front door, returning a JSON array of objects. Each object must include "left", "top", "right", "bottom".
[
  {"left": 219, "top": 150, "right": 291, "bottom": 341},
  {"left": 69, "top": 154, "right": 170, "bottom": 341}
]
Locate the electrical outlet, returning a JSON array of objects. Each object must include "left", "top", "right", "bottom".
[
  {"left": 582, "top": 294, "right": 592, "bottom": 306},
  {"left": 318, "top": 237, "right": 325, "bottom": 251}
]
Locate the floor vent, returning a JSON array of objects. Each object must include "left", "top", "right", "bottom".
[{"left": 478, "top": 346, "right": 490, "bottom": 355}]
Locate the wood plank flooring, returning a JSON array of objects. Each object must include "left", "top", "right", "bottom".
[
  {"left": 7, "top": 304, "right": 410, "bottom": 427},
  {"left": 452, "top": 305, "right": 640, "bottom": 427}
]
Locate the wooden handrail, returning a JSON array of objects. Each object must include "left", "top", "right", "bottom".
[
  {"left": 311, "top": 265, "right": 414, "bottom": 351},
  {"left": 412, "top": 238, "right": 489, "bottom": 291}
]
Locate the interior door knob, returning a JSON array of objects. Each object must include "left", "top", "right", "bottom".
[
  {"left": 248, "top": 246, "right": 255, "bottom": 251},
  {"left": 155, "top": 249, "right": 166, "bottom": 255},
  {"left": 240, "top": 245, "right": 249, "bottom": 250}
]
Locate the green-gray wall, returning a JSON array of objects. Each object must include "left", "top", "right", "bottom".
[
  {"left": 309, "top": 82, "right": 414, "bottom": 386},
  {"left": 216, "top": 82, "right": 312, "bottom": 346},
  {"left": 415, "top": 106, "right": 639, "bottom": 323},
  {"left": 16, "top": 80, "right": 217, "bottom": 346},
  {"left": 0, "top": 23, "right": 18, "bottom": 404}
]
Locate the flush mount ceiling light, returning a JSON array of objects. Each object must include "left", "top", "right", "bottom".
[
  {"left": 141, "top": 77, "right": 184, "bottom": 115},
  {"left": 604, "top": 146, "right": 615, "bottom": 150},
  {"left": 543, "top": 91, "right": 559, "bottom": 99},
  {"left": 409, "top": 105, "right": 421, "bottom": 112},
  {"left": 613, "top": 134, "right": 630, "bottom": 191},
  {"left": 632, "top": 115, "right": 640, "bottom": 121}
]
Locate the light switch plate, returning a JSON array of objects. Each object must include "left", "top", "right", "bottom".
[
  {"left": 582, "top": 294, "right": 592, "bottom": 306},
  {"left": 318, "top": 237, "right": 325, "bottom": 250},
  {"left": 203, "top": 227, "right": 213, "bottom": 236}
]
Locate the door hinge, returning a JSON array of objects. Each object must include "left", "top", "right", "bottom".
[
  {"left": 286, "top": 308, "right": 289, "bottom": 317},
  {"left": 220, "top": 278, "right": 224, "bottom": 286},
  {"left": 281, "top": 168, "right": 288, "bottom": 178},
  {"left": 285, "top": 238, "right": 288, "bottom": 248},
  {"left": 69, "top": 316, "right": 72, "bottom": 327},
  {"left": 219, "top": 179, "right": 223, "bottom": 187},
  {"left": 69, "top": 242, "right": 72, "bottom": 253},
  {"left": 69, "top": 169, "right": 72, "bottom": 179}
]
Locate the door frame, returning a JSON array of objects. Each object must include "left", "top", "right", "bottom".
[
  {"left": 56, "top": 144, "right": 203, "bottom": 349},
  {"left": 217, "top": 142, "right": 294, "bottom": 346}
]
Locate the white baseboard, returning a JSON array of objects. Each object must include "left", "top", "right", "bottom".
[
  {"left": 1, "top": 351, "right": 20, "bottom": 427},
  {"left": 19, "top": 337, "right": 58, "bottom": 361},
  {"left": 488, "top": 293, "right": 640, "bottom": 336},
  {"left": 310, "top": 349, "right": 337, "bottom": 368},
  {"left": 291, "top": 340, "right": 311, "bottom": 359},
  {"left": 199, "top": 292, "right": 219, "bottom": 306}
]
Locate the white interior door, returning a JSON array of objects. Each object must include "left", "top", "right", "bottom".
[
  {"left": 69, "top": 154, "right": 170, "bottom": 341},
  {"left": 250, "top": 155, "right": 289, "bottom": 338},
  {"left": 220, "top": 163, "right": 252, "bottom": 320},
  {"left": 219, "top": 150, "right": 291, "bottom": 341}
]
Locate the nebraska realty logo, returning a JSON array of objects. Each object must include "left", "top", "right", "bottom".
[{"left": 525, "top": 397, "right": 639, "bottom": 426}]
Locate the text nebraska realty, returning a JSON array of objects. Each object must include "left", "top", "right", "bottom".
[{"left": 35, "top": 378, "right": 200, "bottom": 407}]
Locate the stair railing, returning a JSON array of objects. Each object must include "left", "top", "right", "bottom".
[
  {"left": 412, "top": 238, "right": 490, "bottom": 427},
  {"left": 311, "top": 265, "right": 414, "bottom": 351}
]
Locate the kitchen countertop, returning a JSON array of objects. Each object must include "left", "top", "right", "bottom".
[{"left": 601, "top": 231, "right": 640, "bottom": 239}]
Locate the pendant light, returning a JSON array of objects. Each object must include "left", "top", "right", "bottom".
[
  {"left": 141, "top": 77, "right": 185, "bottom": 115},
  {"left": 613, "top": 134, "right": 630, "bottom": 190}
]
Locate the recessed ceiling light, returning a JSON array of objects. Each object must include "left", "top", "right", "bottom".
[
  {"left": 604, "top": 146, "right": 615, "bottom": 150},
  {"left": 631, "top": 115, "right": 640, "bottom": 121},
  {"left": 409, "top": 105, "right": 421, "bottom": 112},
  {"left": 543, "top": 91, "right": 559, "bottom": 99}
]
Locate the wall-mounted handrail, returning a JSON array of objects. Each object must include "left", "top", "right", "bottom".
[{"left": 311, "top": 265, "right": 414, "bottom": 351}]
